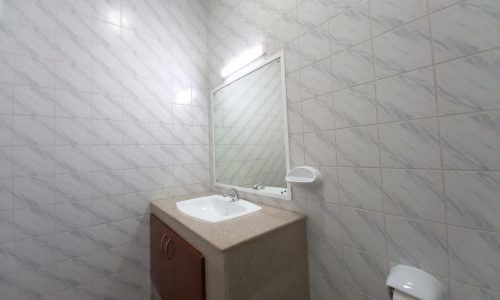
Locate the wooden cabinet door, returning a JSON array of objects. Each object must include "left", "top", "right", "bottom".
[
  {"left": 150, "top": 214, "right": 206, "bottom": 300},
  {"left": 170, "top": 229, "right": 205, "bottom": 300},
  {"left": 150, "top": 215, "right": 175, "bottom": 300}
]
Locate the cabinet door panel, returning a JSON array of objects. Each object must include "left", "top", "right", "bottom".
[
  {"left": 171, "top": 231, "right": 205, "bottom": 300},
  {"left": 150, "top": 215, "right": 175, "bottom": 299},
  {"left": 150, "top": 214, "right": 206, "bottom": 300}
]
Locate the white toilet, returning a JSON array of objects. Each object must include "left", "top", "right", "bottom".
[{"left": 386, "top": 265, "right": 445, "bottom": 300}]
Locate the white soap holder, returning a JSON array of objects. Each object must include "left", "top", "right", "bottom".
[{"left": 285, "top": 166, "right": 321, "bottom": 185}]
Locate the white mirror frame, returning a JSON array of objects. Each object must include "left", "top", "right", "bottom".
[{"left": 211, "top": 51, "right": 292, "bottom": 200}]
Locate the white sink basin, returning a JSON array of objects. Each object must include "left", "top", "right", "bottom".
[{"left": 176, "top": 195, "right": 262, "bottom": 223}]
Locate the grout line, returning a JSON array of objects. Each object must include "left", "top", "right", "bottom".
[
  {"left": 296, "top": 106, "right": 500, "bottom": 132},
  {"left": 426, "top": 0, "right": 453, "bottom": 290},
  {"left": 367, "top": 0, "right": 390, "bottom": 271}
]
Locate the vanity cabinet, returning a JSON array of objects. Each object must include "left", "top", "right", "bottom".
[{"left": 150, "top": 214, "right": 206, "bottom": 300}]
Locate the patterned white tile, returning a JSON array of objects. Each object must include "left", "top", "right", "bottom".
[
  {"left": 449, "top": 226, "right": 500, "bottom": 289},
  {"left": 445, "top": 171, "right": 500, "bottom": 231},
  {"left": 297, "top": 0, "right": 333, "bottom": 35},
  {"left": 0, "top": 84, "right": 13, "bottom": 115},
  {"left": 299, "top": 22, "right": 330, "bottom": 67},
  {"left": 341, "top": 207, "right": 386, "bottom": 256},
  {"left": 339, "top": 167, "right": 383, "bottom": 211},
  {"left": 377, "top": 67, "right": 437, "bottom": 122},
  {"left": 371, "top": 0, "right": 427, "bottom": 35},
  {"left": 329, "top": 0, "right": 370, "bottom": 54},
  {"left": 332, "top": 41, "right": 373, "bottom": 91},
  {"left": 431, "top": 0, "right": 500, "bottom": 62},
  {"left": 302, "top": 94, "right": 335, "bottom": 131},
  {"left": 308, "top": 200, "right": 342, "bottom": 242},
  {"left": 383, "top": 169, "right": 445, "bottom": 222},
  {"left": 300, "top": 58, "right": 332, "bottom": 99},
  {"left": 337, "top": 125, "right": 379, "bottom": 167},
  {"left": 374, "top": 18, "right": 432, "bottom": 78},
  {"left": 449, "top": 281, "right": 500, "bottom": 300},
  {"left": 441, "top": 111, "right": 500, "bottom": 170},
  {"left": 334, "top": 83, "right": 376, "bottom": 128},
  {"left": 343, "top": 246, "right": 388, "bottom": 300},
  {"left": 304, "top": 130, "right": 336, "bottom": 167},
  {"left": 436, "top": 48, "right": 500, "bottom": 115},
  {"left": 309, "top": 233, "right": 345, "bottom": 282},
  {"left": 386, "top": 216, "right": 448, "bottom": 277},
  {"left": 380, "top": 119, "right": 441, "bottom": 169}
]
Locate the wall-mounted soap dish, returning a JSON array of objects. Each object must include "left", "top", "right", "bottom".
[{"left": 285, "top": 166, "right": 321, "bottom": 185}]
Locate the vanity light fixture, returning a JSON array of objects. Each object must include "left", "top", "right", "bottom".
[{"left": 220, "top": 45, "right": 265, "bottom": 78}]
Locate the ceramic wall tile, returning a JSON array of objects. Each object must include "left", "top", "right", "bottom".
[
  {"left": 448, "top": 226, "right": 500, "bottom": 289},
  {"left": 299, "top": 22, "right": 331, "bottom": 67},
  {"left": 436, "top": 48, "right": 500, "bottom": 115},
  {"left": 5, "top": 0, "right": 500, "bottom": 298},
  {"left": 343, "top": 247, "right": 389, "bottom": 300},
  {"left": 339, "top": 167, "right": 383, "bottom": 211},
  {"left": 382, "top": 169, "right": 445, "bottom": 222},
  {"left": 332, "top": 41, "right": 373, "bottom": 91},
  {"left": 308, "top": 200, "right": 342, "bottom": 242},
  {"left": 0, "top": 84, "right": 13, "bottom": 115},
  {"left": 334, "top": 83, "right": 376, "bottom": 128},
  {"left": 379, "top": 119, "right": 441, "bottom": 169},
  {"left": 267, "top": 8, "right": 299, "bottom": 48},
  {"left": 297, "top": 0, "right": 333, "bottom": 35},
  {"left": 431, "top": 0, "right": 500, "bottom": 63},
  {"left": 288, "top": 102, "right": 304, "bottom": 134},
  {"left": 300, "top": 58, "right": 332, "bottom": 99},
  {"left": 289, "top": 134, "right": 305, "bottom": 167},
  {"left": 341, "top": 207, "right": 386, "bottom": 256},
  {"left": 427, "top": 0, "right": 462, "bottom": 12},
  {"left": 304, "top": 130, "right": 336, "bottom": 167},
  {"left": 374, "top": 18, "right": 432, "bottom": 78},
  {"left": 309, "top": 232, "right": 346, "bottom": 283},
  {"left": 371, "top": 0, "right": 427, "bottom": 35},
  {"left": 441, "top": 111, "right": 500, "bottom": 171},
  {"left": 386, "top": 215, "right": 448, "bottom": 277},
  {"left": 302, "top": 94, "right": 335, "bottom": 132},
  {"left": 377, "top": 67, "right": 437, "bottom": 122},
  {"left": 314, "top": 166, "right": 340, "bottom": 204},
  {"left": 337, "top": 125, "right": 379, "bottom": 167},
  {"left": 445, "top": 171, "right": 500, "bottom": 231},
  {"left": 0, "top": 0, "right": 210, "bottom": 297},
  {"left": 329, "top": 0, "right": 370, "bottom": 54},
  {"left": 449, "top": 281, "right": 500, "bottom": 300},
  {"left": 0, "top": 148, "right": 12, "bottom": 179},
  {"left": 0, "top": 179, "right": 14, "bottom": 211}
]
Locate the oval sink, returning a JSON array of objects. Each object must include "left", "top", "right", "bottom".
[{"left": 176, "top": 195, "right": 262, "bottom": 223}]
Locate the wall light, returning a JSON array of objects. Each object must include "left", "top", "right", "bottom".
[{"left": 220, "top": 45, "right": 265, "bottom": 78}]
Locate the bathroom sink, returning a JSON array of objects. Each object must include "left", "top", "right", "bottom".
[{"left": 176, "top": 195, "right": 262, "bottom": 223}]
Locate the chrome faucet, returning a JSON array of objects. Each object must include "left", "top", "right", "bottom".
[
  {"left": 223, "top": 188, "right": 239, "bottom": 202},
  {"left": 252, "top": 182, "right": 265, "bottom": 190}
]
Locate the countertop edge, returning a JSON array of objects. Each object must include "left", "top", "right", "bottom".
[{"left": 150, "top": 193, "right": 306, "bottom": 252}]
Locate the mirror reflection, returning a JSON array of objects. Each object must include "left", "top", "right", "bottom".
[{"left": 212, "top": 56, "right": 290, "bottom": 198}]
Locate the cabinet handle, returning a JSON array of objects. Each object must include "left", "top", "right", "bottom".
[
  {"left": 164, "top": 237, "right": 173, "bottom": 260},
  {"left": 160, "top": 233, "right": 167, "bottom": 251}
]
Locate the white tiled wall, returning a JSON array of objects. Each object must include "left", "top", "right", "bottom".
[
  {"left": 0, "top": 0, "right": 210, "bottom": 299},
  {"left": 207, "top": 0, "right": 500, "bottom": 299},
  {"left": 1, "top": 0, "right": 499, "bottom": 299}
]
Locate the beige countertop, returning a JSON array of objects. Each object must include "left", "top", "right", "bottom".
[{"left": 150, "top": 193, "right": 306, "bottom": 252}]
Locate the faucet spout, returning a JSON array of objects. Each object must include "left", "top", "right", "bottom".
[{"left": 222, "top": 188, "right": 240, "bottom": 202}]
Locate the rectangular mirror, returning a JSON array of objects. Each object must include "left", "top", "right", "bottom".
[{"left": 211, "top": 52, "right": 291, "bottom": 200}]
